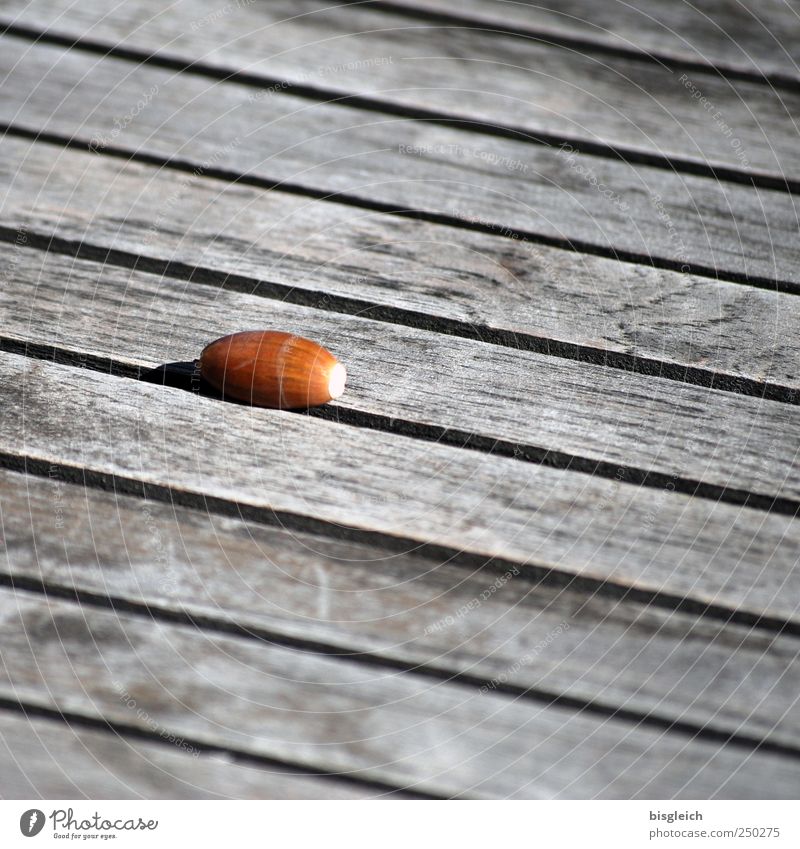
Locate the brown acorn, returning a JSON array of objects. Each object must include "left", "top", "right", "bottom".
[{"left": 199, "top": 330, "right": 346, "bottom": 409}]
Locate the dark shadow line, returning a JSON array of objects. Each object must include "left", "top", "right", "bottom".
[
  {"left": 2, "top": 336, "right": 798, "bottom": 517},
  {"left": 365, "top": 0, "right": 800, "bottom": 91},
  {"left": 0, "top": 24, "right": 797, "bottom": 195},
  {"left": 0, "top": 451, "right": 797, "bottom": 638},
  {"left": 1, "top": 225, "right": 798, "bottom": 408},
  {"left": 2, "top": 574, "right": 799, "bottom": 761},
  {"left": 0, "top": 695, "right": 439, "bottom": 798},
  {"left": 2, "top": 122, "right": 798, "bottom": 297}
]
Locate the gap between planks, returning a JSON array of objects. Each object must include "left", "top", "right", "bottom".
[
  {"left": 1, "top": 224, "right": 798, "bottom": 407},
  {"left": 1, "top": 342, "right": 798, "bottom": 624},
  {"left": 1, "top": 29, "right": 799, "bottom": 292},
  {"left": 4, "top": 245, "right": 800, "bottom": 513},
  {"left": 6, "top": 462, "right": 800, "bottom": 753},
  {"left": 2, "top": 118, "right": 798, "bottom": 299},
  {"left": 0, "top": 698, "right": 439, "bottom": 799},
  {"left": 1, "top": 450, "right": 797, "bottom": 639},
  {"left": 5, "top": 463, "right": 800, "bottom": 755},
  {"left": 2, "top": 575, "right": 798, "bottom": 761},
  {"left": 2, "top": 590, "right": 798, "bottom": 798},
  {"left": 368, "top": 0, "right": 800, "bottom": 88},
  {"left": 2, "top": 336, "right": 798, "bottom": 519},
  {"left": 2, "top": 132, "right": 799, "bottom": 405},
  {"left": 0, "top": 709, "right": 410, "bottom": 798},
  {"left": 0, "top": 9, "right": 797, "bottom": 191}
]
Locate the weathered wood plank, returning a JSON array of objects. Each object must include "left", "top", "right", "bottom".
[
  {"left": 1, "top": 351, "right": 799, "bottom": 623},
  {"left": 0, "top": 711, "right": 374, "bottom": 798},
  {"left": 1, "top": 38, "right": 798, "bottom": 288},
  {"left": 3, "top": 0, "right": 798, "bottom": 178},
  {"left": 4, "top": 247, "right": 800, "bottom": 504},
  {"left": 3, "top": 466, "right": 800, "bottom": 748},
  {"left": 3, "top": 135, "right": 799, "bottom": 392},
  {"left": 1, "top": 590, "right": 797, "bottom": 798},
  {"left": 385, "top": 0, "right": 800, "bottom": 82}
]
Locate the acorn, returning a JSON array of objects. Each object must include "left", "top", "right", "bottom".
[{"left": 199, "top": 330, "right": 346, "bottom": 409}]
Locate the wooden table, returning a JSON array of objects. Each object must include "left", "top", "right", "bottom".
[{"left": 0, "top": 0, "right": 798, "bottom": 799}]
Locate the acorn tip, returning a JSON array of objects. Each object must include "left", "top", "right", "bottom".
[{"left": 328, "top": 362, "right": 347, "bottom": 400}]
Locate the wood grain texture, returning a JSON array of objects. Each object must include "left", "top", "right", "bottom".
[
  {"left": 0, "top": 711, "right": 375, "bottom": 799},
  {"left": 384, "top": 0, "right": 800, "bottom": 82},
  {"left": 1, "top": 351, "right": 799, "bottom": 623},
  {"left": 4, "top": 247, "right": 800, "bottom": 505},
  {"left": 1, "top": 38, "right": 798, "bottom": 289},
  {"left": 1, "top": 590, "right": 798, "bottom": 798},
  {"left": 3, "top": 466, "right": 800, "bottom": 749},
  {"left": 2, "top": 135, "right": 799, "bottom": 393},
  {"left": 2, "top": 0, "right": 799, "bottom": 178},
  {"left": 2, "top": 0, "right": 798, "bottom": 805}
]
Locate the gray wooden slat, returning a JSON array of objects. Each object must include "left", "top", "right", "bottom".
[
  {"left": 2, "top": 0, "right": 799, "bottom": 178},
  {"left": 1, "top": 590, "right": 797, "bottom": 798},
  {"left": 1, "top": 350, "right": 799, "bottom": 623},
  {"left": 386, "top": 0, "right": 800, "bottom": 82},
  {"left": 0, "top": 711, "right": 374, "bottom": 799},
  {"left": 4, "top": 246, "right": 800, "bottom": 505},
  {"left": 3, "top": 135, "right": 799, "bottom": 392},
  {"left": 1, "top": 38, "right": 798, "bottom": 288},
  {"left": 3, "top": 466, "right": 800, "bottom": 748}
]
